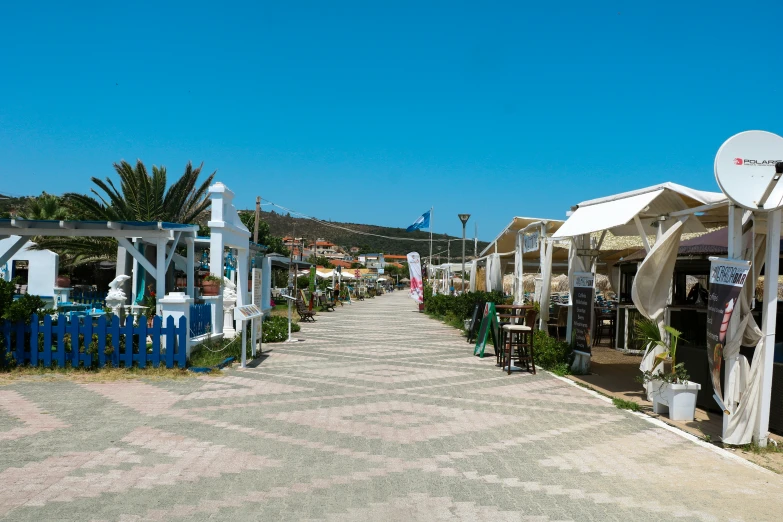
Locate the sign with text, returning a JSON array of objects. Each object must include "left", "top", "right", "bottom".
[
  {"left": 252, "top": 268, "right": 263, "bottom": 307},
  {"left": 707, "top": 257, "right": 751, "bottom": 412},
  {"left": 572, "top": 272, "right": 595, "bottom": 354},
  {"left": 523, "top": 231, "right": 539, "bottom": 253}
]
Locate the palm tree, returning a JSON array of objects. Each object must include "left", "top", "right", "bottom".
[
  {"left": 35, "top": 160, "right": 215, "bottom": 265},
  {"left": 21, "top": 192, "right": 70, "bottom": 221}
]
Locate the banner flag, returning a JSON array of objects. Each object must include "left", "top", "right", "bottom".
[
  {"left": 707, "top": 257, "right": 751, "bottom": 412},
  {"left": 406, "top": 210, "right": 431, "bottom": 232},
  {"left": 407, "top": 252, "right": 423, "bottom": 304}
]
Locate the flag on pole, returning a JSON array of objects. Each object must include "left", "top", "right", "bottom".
[{"left": 406, "top": 210, "right": 431, "bottom": 232}]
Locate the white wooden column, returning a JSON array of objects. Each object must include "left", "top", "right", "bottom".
[
  {"left": 237, "top": 247, "right": 249, "bottom": 307},
  {"left": 186, "top": 238, "right": 195, "bottom": 299},
  {"left": 155, "top": 238, "right": 167, "bottom": 314},
  {"left": 754, "top": 208, "right": 781, "bottom": 446},
  {"left": 724, "top": 204, "right": 743, "bottom": 436}
]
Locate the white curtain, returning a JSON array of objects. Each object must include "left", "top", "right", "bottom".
[
  {"left": 539, "top": 238, "right": 554, "bottom": 322},
  {"left": 722, "top": 230, "right": 766, "bottom": 445},
  {"left": 632, "top": 218, "right": 686, "bottom": 398},
  {"left": 486, "top": 253, "right": 502, "bottom": 292},
  {"left": 514, "top": 234, "right": 524, "bottom": 304},
  {"left": 469, "top": 259, "right": 477, "bottom": 292}
]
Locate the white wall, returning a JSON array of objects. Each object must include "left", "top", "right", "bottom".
[{"left": 0, "top": 238, "right": 59, "bottom": 297}]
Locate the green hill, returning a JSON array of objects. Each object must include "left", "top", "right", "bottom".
[{"left": 251, "top": 209, "right": 488, "bottom": 257}]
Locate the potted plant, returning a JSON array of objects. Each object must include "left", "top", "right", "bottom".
[
  {"left": 201, "top": 275, "right": 222, "bottom": 296},
  {"left": 56, "top": 274, "right": 71, "bottom": 288},
  {"left": 635, "top": 318, "right": 701, "bottom": 421}
]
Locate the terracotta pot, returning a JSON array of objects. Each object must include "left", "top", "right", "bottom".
[
  {"left": 201, "top": 281, "right": 220, "bottom": 296},
  {"left": 56, "top": 276, "right": 71, "bottom": 288}
]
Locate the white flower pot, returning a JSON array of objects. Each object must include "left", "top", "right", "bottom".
[{"left": 652, "top": 381, "right": 701, "bottom": 421}]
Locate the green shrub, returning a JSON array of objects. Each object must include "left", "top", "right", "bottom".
[
  {"left": 533, "top": 330, "right": 573, "bottom": 372},
  {"left": 262, "top": 315, "right": 301, "bottom": 343},
  {"left": 423, "top": 287, "right": 506, "bottom": 322}
]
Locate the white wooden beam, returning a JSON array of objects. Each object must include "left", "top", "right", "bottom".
[
  {"left": 633, "top": 215, "right": 651, "bottom": 253},
  {"left": 0, "top": 236, "right": 29, "bottom": 267},
  {"left": 117, "top": 237, "right": 157, "bottom": 280},
  {"left": 668, "top": 200, "right": 728, "bottom": 217},
  {"left": 164, "top": 232, "right": 181, "bottom": 272}
]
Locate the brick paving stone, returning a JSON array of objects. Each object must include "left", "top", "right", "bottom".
[{"left": 1, "top": 291, "right": 783, "bottom": 521}]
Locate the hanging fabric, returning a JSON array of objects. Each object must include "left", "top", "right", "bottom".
[
  {"left": 539, "top": 238, "right": 554, "bottom": 323},
  {"left": 722, "top": 231, "right": 766, "bottom": 444},
  {"left": 631, "top": 217, "right": 686, "bottom": 399}
]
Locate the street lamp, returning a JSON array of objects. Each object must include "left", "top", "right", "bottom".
[{"left": 458, "top": 214, "right": 471, "bottom": 293}]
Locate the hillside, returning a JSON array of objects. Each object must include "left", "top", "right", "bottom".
[{"left": 252, "top": 209, "right": 489, "bottom": 257}]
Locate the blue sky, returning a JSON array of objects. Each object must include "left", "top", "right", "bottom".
[{"left": 1, "top": 1, "right": 782, "bottom": 240}]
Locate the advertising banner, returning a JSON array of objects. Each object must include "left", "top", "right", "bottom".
[
  {"left": 572, "top": 271, "right": 595, "bottom": 354},
  {"left": 406, "top": 252, "right": 423, "bottom": 304},
  {"left": 707, "top": 257, "right": 751, "bottom": 411}
]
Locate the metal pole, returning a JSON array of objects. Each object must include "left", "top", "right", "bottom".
[{"left": 461, "top": 222, "right": 466, "bottom": 293}]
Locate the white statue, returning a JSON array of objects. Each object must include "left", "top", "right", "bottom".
[
  {"left": 222, "top": 276, "right": 237, "bottom": 300},
  {"left": 106, "top": 275, "right": 131, "bottom": 301}
]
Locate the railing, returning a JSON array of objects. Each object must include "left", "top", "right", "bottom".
[
  {"left": 70, "top": 290, "right": 107, "bottom": 307},
  {"left": 0, "top": 314, "right": 187, "bottom": 369},
  {"left": 190, "top": 303, "right": 212, "bottom": 338}
]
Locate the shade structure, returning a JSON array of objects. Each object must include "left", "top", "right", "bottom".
[
  {"left": 481, "top": 217, "right": 566, "bottom": 257},
  {"left": 553, "top": 183, "right": 728, "bottom": 239}
]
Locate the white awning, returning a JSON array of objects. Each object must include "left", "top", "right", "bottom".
[{"left": 553, "top": 183, "right": 728, "bottom": 239}]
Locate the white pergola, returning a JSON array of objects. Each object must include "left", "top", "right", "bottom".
[{"left": 0, "top": 219, "right": 199, "bottom": 310}]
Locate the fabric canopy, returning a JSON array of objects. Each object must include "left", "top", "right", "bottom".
[{"left": 553, "top": 183, "right": 727, "bottom": 239}]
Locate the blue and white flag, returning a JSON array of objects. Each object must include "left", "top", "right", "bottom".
[{"left": 406, "top": 210, "right": 431, "bottom": 232}]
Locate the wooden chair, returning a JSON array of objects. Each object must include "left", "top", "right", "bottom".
[
  {"left": 296, "top": 299, "right": 316, "bottom": 322},
  {"left": 504, "top": 308, "right": 538, "bottom": 375}
]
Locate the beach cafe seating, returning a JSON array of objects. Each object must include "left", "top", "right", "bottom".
[
  {"left": 295, "top": 298, "right": 316, "bottom": 322},
  {"left": 503, "top": 308, "right": 538, "bottom": 375}
]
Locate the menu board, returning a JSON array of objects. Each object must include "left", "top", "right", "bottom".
[{"left": 572, "top": 272, "right": 595, "bottom": 354}]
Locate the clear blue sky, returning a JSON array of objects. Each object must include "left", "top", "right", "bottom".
[{"left": 2, "top": 1, "right": 782, "bottom": 240}]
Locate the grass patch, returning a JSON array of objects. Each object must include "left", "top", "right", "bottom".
[
  {"left": 0, "top": 365, "right": 193, "bottom": 386},
  {"left": 612, "top": 397, "right": 641, "bottom": 411},
  {"left": 735, "top": 441, "right": 783, "bottom": 455}
]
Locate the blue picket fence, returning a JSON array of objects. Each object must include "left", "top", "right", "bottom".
[
  {"left": 190, "top": 303, "right": 212, "bottom": 337},
  {"left": 70, "top": 290, "right": 108, "bottom": 307},
  {"left": 0, "top": 314, "right": 187, "bottom": 369}
]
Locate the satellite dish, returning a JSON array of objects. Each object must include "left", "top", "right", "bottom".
[{"left": 715, "top": 130, "right": 783, "bottom": 212}]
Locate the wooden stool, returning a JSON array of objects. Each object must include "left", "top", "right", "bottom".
[{"left": 502, "top": 324, "right": 535, "bottom": 375}]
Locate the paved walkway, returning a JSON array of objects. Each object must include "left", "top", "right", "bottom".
[{"left": 2, "top": 292, "right": 783, "bottom": 521}]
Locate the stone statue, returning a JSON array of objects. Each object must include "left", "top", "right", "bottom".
[
  {"left": 223, "top": 276, "right": 237, "bottom": 300},
  {"left": 106, "top": 275, "right": 131, "bottom": 301}
]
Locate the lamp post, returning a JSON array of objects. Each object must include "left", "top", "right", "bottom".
[{"left": 458, "top": 214, "right": 471, "bottom": 293}]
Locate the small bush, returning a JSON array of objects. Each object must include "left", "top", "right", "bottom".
[
  {"left": 262, "top": 315, "right": 300, "bottom": 343},
  {"left": 533, "top": 330, "right": 573, "bottom": 372}
]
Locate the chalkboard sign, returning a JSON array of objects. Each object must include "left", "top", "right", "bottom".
[
  {"left": 572, "top": 272, "right": 595, "bottom": 355},
  {"left": 467, "top": 302, "right": 483, "bottom": 343},
  {"left": 473, "top": 302, "right": 498, "bottom": 358}
]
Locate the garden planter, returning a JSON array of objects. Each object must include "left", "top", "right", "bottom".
[
  {"left": 56, "top": 276, "right": 71, "bottom": 288},
  {"left": 201, "top": 281, "right": 221, "bottom": 296},
  {"left": 652, "top": 381, "right": 701, "bottom": 421}
]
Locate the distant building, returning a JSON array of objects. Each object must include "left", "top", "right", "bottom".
[
  {"left": 350, "top": 246, "right": 360, "bottom": 253},
  {"left": 361, "top": 253, "right": 385, "bottom": 272}
]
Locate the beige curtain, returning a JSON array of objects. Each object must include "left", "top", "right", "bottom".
[
  {"left": 632, "top": 217, "right": 686, "bottom": 397},
  {"left": 722, "top": 230, "right": 766, "bottom": 445},
  {"left": 539, "top": 238, "right": 554, "bottom": 322}
]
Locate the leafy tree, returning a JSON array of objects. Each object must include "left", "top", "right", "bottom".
[
  {"left": 239, "top": 211, "right": 289, "bottom": 256},
  {"left": 21, "top": 192, "right": 70, "bottom": 221},
  {"left": 307, "top": 255, "right": 333, "bottom": 268},
  {"left": 34, "top": 160, "right": 215, "bottom": 265}
]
